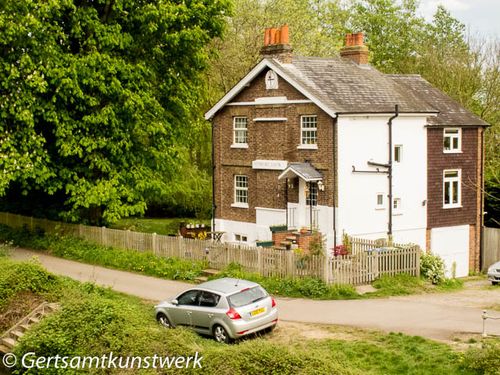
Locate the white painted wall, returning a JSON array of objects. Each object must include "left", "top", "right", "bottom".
[
  {"left": 430, "top": 225, "right": 470, "bottom": 277},
  {"left": 336, "top": 115, "right": 428, "bottom": 250}
]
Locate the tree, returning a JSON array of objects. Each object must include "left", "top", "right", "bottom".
[{"left": 0, "top": 0, "right": 229, "bottom": 224}]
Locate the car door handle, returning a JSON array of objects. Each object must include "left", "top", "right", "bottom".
[{"left": 208, "top": 314, "right": 214, "bottom": 318}]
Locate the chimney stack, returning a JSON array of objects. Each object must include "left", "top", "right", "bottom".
[
  {"left": 260, "top": 24, "right": 293, "bottom": 64},
  {"left": 340, "top": 32, "right": 369, "bottom": 65}
]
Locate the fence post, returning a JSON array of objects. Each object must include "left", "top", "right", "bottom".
[
  {"left": 101, "top": 226, "right": 106, "bottom": 246},
  {"left": 416, "top": 246, "right": 420, "bottom": 277},
  {"left": 152, "top": 233, "right": 157, "bottom": 255},
  {"left": 257, "top": 247, "right": 263, "bottom": 274},
  {"left": 323, "top": 254, "right": 330, "bottom": 284}
]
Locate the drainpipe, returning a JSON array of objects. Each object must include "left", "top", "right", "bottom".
[
  {"left": 211, "top": 119, "right": 216, "bottom": 233},
  {"left": 479, "top": 128, "right": 485, "bottom": 271},
  {"left": 387, "top": 105, "right": 399, "bottom": 237},
  {"left": 333, "top": 116, "right": 338, "bottom": 249}
]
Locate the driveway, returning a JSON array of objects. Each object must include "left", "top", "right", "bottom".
[{"left": 9, "top": 248, "right": 500, "bottom": 342}]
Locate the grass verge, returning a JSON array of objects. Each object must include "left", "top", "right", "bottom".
[{"left": 0, "top": 254, "right": 495, "bottom": 375}]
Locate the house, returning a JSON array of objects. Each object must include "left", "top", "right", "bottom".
[{"left": 205, "top": 25, "right": 488, "bottom": 277}]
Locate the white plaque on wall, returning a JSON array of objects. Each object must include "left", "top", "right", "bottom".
[{"left": 252, "top": 160, "right": 288, "bottom": 170}]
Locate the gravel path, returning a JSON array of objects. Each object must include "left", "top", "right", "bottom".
[{"left": 9, "top": 248, "right": 500, "bottom": 342}]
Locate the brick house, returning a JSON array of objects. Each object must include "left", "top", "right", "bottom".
[{"left": 205, "top": 26, "right": 488, "bottom": 276}]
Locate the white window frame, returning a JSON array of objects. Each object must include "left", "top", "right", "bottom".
[
  {"left": 231, "top": 117, "right": 248, "bottom": 148},
  {"left": 232, "top": 175, "right": 249, "bottom": 208},
  {"left": 298, "top": 115, "right": 318, "bottom": 149},
  {"left": 234, "top": 234, "right": 248, "bottom": 243},
  {"left": 394, "top": 145, "right": 402, "bottom": 163},
  {"left": 376, "top": 193, "right": 385, "bottom": 210},
  {"left": 443, "top": 128, "right": 461, "bottom": 153},
  {"left": 443, "top": 169, "right": 461, "bottom": 208}
]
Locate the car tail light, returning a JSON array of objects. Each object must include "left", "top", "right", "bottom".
[
  {"left": 271, "top": 297, "right": 277, "bottom": 308},
  {"left": 226, "top": 308, "right": 242, "bottom": 320}
]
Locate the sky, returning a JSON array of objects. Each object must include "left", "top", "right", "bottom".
[{"left": 418, "top": 0, "right": 500, "bottom": 37}]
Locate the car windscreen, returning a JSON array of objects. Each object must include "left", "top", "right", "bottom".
[{"left": 228, "top": 286, "right": 267, "bottom": 308}]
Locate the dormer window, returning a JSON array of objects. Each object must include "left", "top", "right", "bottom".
[{"left": 443, "top": 128, "right": 461, "bottom": 153}]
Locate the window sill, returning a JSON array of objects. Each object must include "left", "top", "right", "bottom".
[
  {"left": 297, "top": 144, "right": 318, "bottom": 150},
  {"left": 231, "top": 144, "right": 249, "bottom": 149},
  {"left": 231, "top": 203, "right": 249, "bottom": 209},
  {"left": 443, "top": 150, "right": 462, "bottom": 154},
  {"left": 442, "top": 205, "right": 462, "bottom": 209},
  {"left": 375, "top": 207, "right": 386, "bottom": 210}
]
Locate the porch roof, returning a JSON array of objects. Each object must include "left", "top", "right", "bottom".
[{"left": 278, "top": 162, "right": 323, "bottom": 182}]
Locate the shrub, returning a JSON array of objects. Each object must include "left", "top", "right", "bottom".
[
  {"left": 461, "top": 340, "right": 500, "bottom": 375},
  {"left": 420, "top": 253, "right": 446, "bottom": 284}
]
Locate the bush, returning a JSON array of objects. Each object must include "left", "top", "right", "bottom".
[
  {"left": 461, "top": 340, "right": 500, "bottom": 375},
  {"left": 420, "top": 253, "right": 446, "bottom": 284}
]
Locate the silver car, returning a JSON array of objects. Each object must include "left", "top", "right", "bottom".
[
  {"left": 487, "top": 261, "right": 500, "bottom": 285},
  {"left": 155, "top": 278, "right": 278, "bottom": 343}
]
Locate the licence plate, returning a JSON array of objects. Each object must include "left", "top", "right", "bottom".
[{"left": 250, "top": 307, "right": 265, "bottom": 317}]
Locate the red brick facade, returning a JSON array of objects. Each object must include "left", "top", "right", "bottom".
[
  {"left": 212, "top": 69, "right": 336, "bottom": 224},
  {"left": 427, "top": 127, "right": 483, "bottom": 271}
]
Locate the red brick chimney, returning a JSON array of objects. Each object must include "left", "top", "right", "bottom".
[
  {"left": 340, "top": 32, "right": 369, "bottom": 65},
  {"left": 260, "top": 24, "right": 293, "bottom": 64}
]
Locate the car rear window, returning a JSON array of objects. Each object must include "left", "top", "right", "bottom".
[{"left": 228, "top": 286, "right": 267, "bottom": 308}]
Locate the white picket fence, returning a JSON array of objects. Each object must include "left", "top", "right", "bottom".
[{"left": 0, "top": 212, "right": 421, "bottom": 285}]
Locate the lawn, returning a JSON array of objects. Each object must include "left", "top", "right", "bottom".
[
  {"left": 1, "top": 254, "right": 496, "bottom": 375},
  {"left": 110, "top": 217, "right": 210, "bottom": 236}
]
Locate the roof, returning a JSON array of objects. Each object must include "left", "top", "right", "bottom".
[
  {"left": 205, "top": 56, "right": 488, "bottom": 127},
  {"left": 197, "top": 278, "right": 259, "bottom": 295},
  {"left": 388, "top": 75, "right": 488, "bottom": 126},
  {"left": 278, "top": 162, "right": 323, "bottom": 182}
]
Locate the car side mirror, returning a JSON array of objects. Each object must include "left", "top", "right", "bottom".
[{"left": 171, "top": 299, "right": 178, "bottom": 306}]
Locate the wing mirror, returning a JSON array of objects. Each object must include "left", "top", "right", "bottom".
[{"left": 171, "top": 299, "right": 179, "bottom": 306}]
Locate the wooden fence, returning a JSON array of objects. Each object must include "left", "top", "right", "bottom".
[
  {"left": 483, "top": 227, "right": 500, "bottom": 271},
  {"left": 0, "top": 212, "right": 421, "bottom": 285}
]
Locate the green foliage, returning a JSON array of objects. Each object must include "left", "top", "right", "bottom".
[
  {"left": 0, "top": 257, "right": 482, "bottom": 375},
  {"left": 370, "top": 274, "right": 425, "bottom": 296},
  {"left": 216, "top": 263, "right": 359, "bottom": 300},
  {"left": 0, "top": 258, "right": 58, "bottom": 307},
  {"left": 461, "top": 340, "right": 500, "bottom": 375},
  {"left": 0, "top": 224, "right": 206, "bottom": 281},
  {"left": 0, "top": 0, "right": 229, "bottom": 224},
  {"left": 420, "top": 253, "right": 446, "bottom": 284},
  {"left": 111, "top": 217, "right": 210, "bottom": 236}
]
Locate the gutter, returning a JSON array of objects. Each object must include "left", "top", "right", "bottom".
[{"left": 387, "top": 105, "right": 399, "bottom": 237}]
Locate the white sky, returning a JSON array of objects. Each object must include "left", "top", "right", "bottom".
[{"left": 418, "top": 0, "right": 500, "bottom": 37}]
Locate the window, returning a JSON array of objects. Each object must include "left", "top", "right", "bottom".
[
  {"left": 177, "top": 290, "right": 200, "bottom": 306},
  {"left": 443, "top": 170, "right": 461, "bottom": 208},
  {"left": 233, "top": 175, "right": 248, "bottom": 207},
  {"left": 233, "top": 117, "right": 248, "bottom": 145},
  {"left": 393, "top": 198, "right": 402, "bottom": 214},
  {"left": 300, "top": 115, "right": 317, "bottom": 145},
  {"left": 394, "top": 145, "right": 402, "bottom": 163},
  {"left": 306, "top": 183, "right": 318, "bottom": 206},
  {"left": 443, "top": 128, "right": 461, "bottom": 152},
  {"left": 376, "top": 193, "right": 385, "bottom": 209},
  {"left": 235, "top": 234, "right": 248, "bottom": 243},
  {"left": 199, "top": 291, "right": 220, "bottom": 308}
]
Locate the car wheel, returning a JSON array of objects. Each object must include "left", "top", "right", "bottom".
[
  {"left": 213, "top": 325, "right": 231, "bottom": 344},
  {"left": 492, "top": 281, "right": 499, "bottom": 286},
  {"left": 157, "top": 313, "right": 172, "bottom": 328}
]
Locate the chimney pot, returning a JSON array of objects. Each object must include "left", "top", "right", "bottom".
[
  {"left": 280, "top": 24, "right": 289, "bottom": 44},
  {"left": 264, "top": 28, "right": 271, "bottom": 46},
  {"left": 260, "top": 24, "right": 293, "bottom": 64},
  {"left": 340, "top": 32, "right": 369, "bottom": 64}
]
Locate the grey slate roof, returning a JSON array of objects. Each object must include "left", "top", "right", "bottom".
[
  {"left": 278, "top": 162, "right": 323, "bottom": 182},
  {"left": 388, "top": 74, "right": 488, "bottom": 126},
  {"left": 273, "top": 56, "right": 487, "bottom": 126}
]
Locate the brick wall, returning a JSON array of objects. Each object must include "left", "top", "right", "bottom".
[
  {"left": 427, "top": 127, "right": 483, "bottom": 271},
  {"left": 213, "top": 68, "right": 336, "bottom": 223},
  {"left": 427, "top": 128, "right": 479, "bottom": 227}
]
